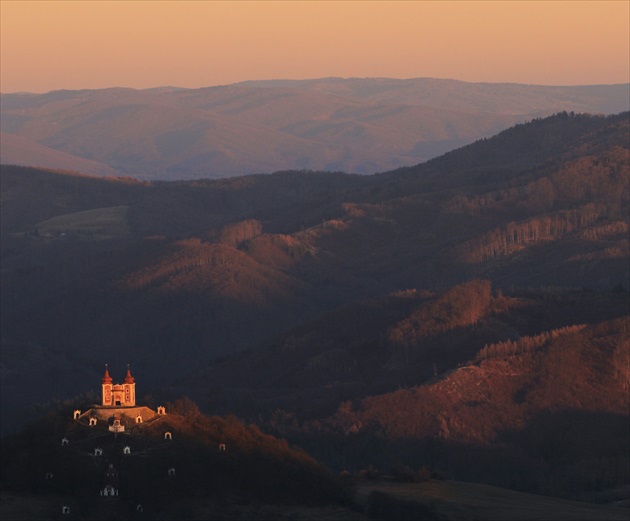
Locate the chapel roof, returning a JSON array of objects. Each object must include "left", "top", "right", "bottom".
[
  {"left": 124, "top": 365, "right": 135, "bottom": 384},
  {"left": 102, "top": 365, "right": 112, "bottom": 384}
]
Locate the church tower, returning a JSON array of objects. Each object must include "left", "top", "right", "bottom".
[
  {"left": 102, "top": 365, "right": 113, "bottom": 406},
  {"left": 123, "top": 365, "right": 136, "bottom": 406},
  {"left": 101, "top": 365, "right": 136, "bottom": 407}
]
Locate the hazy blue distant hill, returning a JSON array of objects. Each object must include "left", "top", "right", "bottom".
[
  {"left": 1, "top": 78, "right": 628, "bottom": 179},
  {"left": 0, "top": 131, "right": 119, "bottom": 177},
  {"left": 238, "top": 77, "right": 630, "bottom": 114}
]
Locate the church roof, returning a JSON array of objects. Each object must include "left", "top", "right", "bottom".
[
  {"left": 124, "top": 365, "right": 135, "bottom": 384},
  {"left": 102, "top": 365, "right": 112, "bottom": 384}
]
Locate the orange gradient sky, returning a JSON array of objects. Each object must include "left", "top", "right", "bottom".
[{"left": 1, "top": 1, "right": 628, "bottom": 93}]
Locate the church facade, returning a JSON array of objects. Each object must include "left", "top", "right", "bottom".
[
  {"left": 101, "top": 365, "right": 135, "bottom": 407},
  {"left": 72, "top": 366, "right": 166, "bottom": 426}
]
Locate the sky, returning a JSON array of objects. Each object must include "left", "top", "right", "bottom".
[{"left": 1, "top": 0, "right": 629, "bottom": 93}]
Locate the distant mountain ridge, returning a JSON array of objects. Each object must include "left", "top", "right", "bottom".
[
  {"left": 1, "top": 78, "right": 628, "bottom": 179},
  {"left": 237, "top": 77, "right": 630, "bottom": 114}
]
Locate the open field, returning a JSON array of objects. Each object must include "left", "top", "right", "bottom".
[
  {"left": 33, "top": 205, "right": 130, "bottom": 237},
  {"left": 354, "top": 480, "right": 629, "bottom": 521}
]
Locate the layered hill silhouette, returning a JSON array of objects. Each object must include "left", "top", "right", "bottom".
[
  {"left": 2, "top": 78, "right": 628, "bottom": 179},
  {"left": 1, "top": 112, "right": 628, "bottom": 508}
]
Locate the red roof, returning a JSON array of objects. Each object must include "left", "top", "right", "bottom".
[
  {"left": 124, "top": 366, "right": 135, "bottom": 384},
  {"left": 102, "top": 365, "right": 112, "bottom": 384}
]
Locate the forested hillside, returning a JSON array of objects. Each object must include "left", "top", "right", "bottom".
[{"left": 1, "top": 112, "right": 628, "bottom": 504}]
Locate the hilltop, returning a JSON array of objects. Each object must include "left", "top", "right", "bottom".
[
  {"left": 2, "top": 402, "right": 626, "bottom": 521},
  {"left": 0, "top": 405, "right": 356, "bottom": 520}
]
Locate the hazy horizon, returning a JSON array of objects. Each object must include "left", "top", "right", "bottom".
[
  {"left": 1, "top": 1, "right": 628, "bottom": 93},
  {"left": 3, "top": 75, "right": 630, "bottom": 96}
]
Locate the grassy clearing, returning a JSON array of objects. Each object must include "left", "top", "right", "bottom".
[
  {"left": 355, "top": 480, "right": 628, "bottom": 521},
  {"left": 34, "top": 205, "right": 130, "bottom": 236}
]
